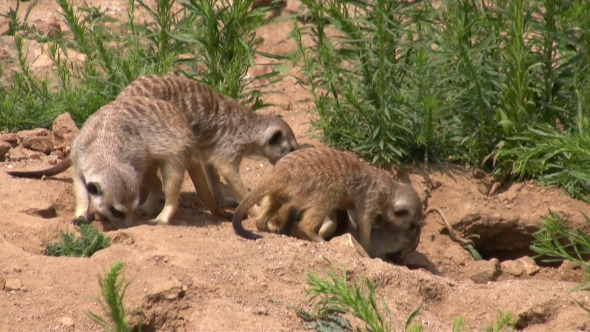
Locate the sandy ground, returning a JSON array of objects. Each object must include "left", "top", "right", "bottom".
[{"left": 1, "top": 1, "right": 590, "bottom": 331}]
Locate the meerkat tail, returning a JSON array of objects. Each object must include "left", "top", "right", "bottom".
[
  {"left": 232, "top": 209, "right": 263, "bottom": 239},
  {"left": 6, "top": 156, "right": 73, "bottom": 179}
]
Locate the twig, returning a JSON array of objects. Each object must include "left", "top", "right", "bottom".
[{"left": 427, "top": 207, "right": 474, "bottom": 246}]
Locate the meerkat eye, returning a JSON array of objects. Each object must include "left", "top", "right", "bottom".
[
  {"left": 109, "top": 206, "right": 126, "bottom": 219},
  {"left": 393, "top": 207, "right": 410, "bottom": 218},
  {"left": 268, "top": 131, "right": 283, "bottom": 146},
  {"left": 87, "top": 182, "right": 101, "bottom": 196}
]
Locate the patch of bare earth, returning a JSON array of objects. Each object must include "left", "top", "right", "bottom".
[{"left": 1, "top": 1, "right": 590, "bottom": 331}]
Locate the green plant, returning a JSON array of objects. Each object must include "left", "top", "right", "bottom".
[
  {"left": 293, "top": 0, "right": 439, "bottom": 165},
  {"left": 485, "top": 311, "right": 516, "bottom": 332},
  {"left": 46, "top": 224, "right": 111, "bottom": 257},
  {"left": 452, "top": 311, "right": 516, "bottom": 332},
  {"left": 86, "top": 262, "right": 134, "bottom": 332},
  {"left": 174, "top": 0, "right": 286, "bottom": 109},
  {"left": 297, "top": 310, "right": 352, "bottom": 332},
  {"left": 1, "top": 0, "right": 283, "bottom": 131},
  {"left": 531, "top": 211, "right": 590, "bottom": 312},
  {"left": 303, "top": 266, "right": 422, "bottom": 332},
  {"left": 531, "top": 210, "right": 590, "bottom": 279},
  {"left": 294, "top": 0, "right": 590, "bottom": 200}
]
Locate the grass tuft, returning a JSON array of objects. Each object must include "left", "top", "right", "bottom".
[{"left": 302, "top": 266, "right": 422, "bottom": 332}]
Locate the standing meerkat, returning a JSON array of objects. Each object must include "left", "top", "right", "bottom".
[
  {"left": 9, "top": 97, "right": 227, "bottom": 226},
  {"left": 117, "top": 74, "right": 299, "bottom": 208},
  {"left": 232, "top": 147, "right": 424, "bottom": 262}
]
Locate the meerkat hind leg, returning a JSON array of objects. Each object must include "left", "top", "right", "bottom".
[
  {"left": 137, "top": 166, "right": 163, "bottom": 216},
  {"left": 293, "top": 207, "right": 328, "bottom": 242},
  {"left": 255, "top": 194, "right": 282, "bottom": 232},
  {"left": 186, "top": 161, "right": 232, "bottom": 220},
  {"left": 204, "top": 164, "right": 238, "bottom": 207}
]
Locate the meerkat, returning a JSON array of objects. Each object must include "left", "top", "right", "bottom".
[
  {"left": 232, "top": 147, "right": 424, "bottom": 262},
  {"left": 9, "top": 97, "right": 228, "bottom": 227},
  {"left": 116, "top": 74, "right": 299, "bottom": 209}
]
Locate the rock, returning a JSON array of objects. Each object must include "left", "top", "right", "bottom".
[
  {"left": 50, "top": 113, "right": 78, "bottom": 153},
  {"left": 469, "top": 258, "right": 500, "bottom": 284},
  {"left": 20, "top": 202, "right": 57, "bottom": 219},
  {"left": 517, "top": 256, "right": 540, "bottom": 276},
  {"left": 21, "top": 136, "right": 53, "bottom": 154},
  {"left": 17, "top": 128, "right": 50, "bottom": 141},
  {"left": 50, "top": 150, "right": 65, "bottom": 160},
  {"left": 45, "top": 16, "right": 62, "bottom": 38},
  {"left": 5, "top": 278, "right": 22, "bottom": 291},
  {"left": 146, "top": 277, "right": 185, "bottom": 302},
  {"left": 0, "top": 133, "right": 18, "bottom": 146},
  {"left": 329, "top": 233, "right": 370, "bottom": 258},
  {"left": 0, "top": 276, "right": 5, "bottom": 290},
  {"left": 501, "top": 259, "right": 524, "bottom": 277},
  {"left": 0, "top": 141, "right": 11, "bottom": 161},
  {"left": 7, "top": 146, "right": 42, "bottom": 162}
]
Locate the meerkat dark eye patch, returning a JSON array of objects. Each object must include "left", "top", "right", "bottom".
[
  {"left": 109, "top": 206, "right": 126, "bottom": 219},
  {"left": 268, "top": 131, "right": 284, "bottom": 146},
  {"left": 393, "top": 207, "right": 410, "bottom": 218},
  {"left": 87, "top": 182, "right": 101, "bottom": 196}
]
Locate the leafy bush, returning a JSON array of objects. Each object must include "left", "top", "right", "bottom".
[
  {"left": 46, "top": 224, "right": 111, "bottom": 257},
  {"left": 294, "top": 0, "right": 590, "bottom": 199},
  {"left": 0, "top": 0, "right": 282, "bottom": 130}
]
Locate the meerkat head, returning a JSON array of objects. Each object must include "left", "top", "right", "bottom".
[
  {"left": 85, "top": 167, "right": 140, "bottom": 228},
  {"left": 368, "top": 182, "right": 424, "bottom": 263},
  {"left": 257, "top": 116, "right": 299, "bottom": 164}
]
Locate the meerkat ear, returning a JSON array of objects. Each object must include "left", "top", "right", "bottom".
[{"left": 86, "top": 182, "right": 102, "bottom": 196}]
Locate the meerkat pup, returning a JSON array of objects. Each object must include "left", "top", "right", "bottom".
[
  {"left": 10, "top": 97, "right": 210, "bottom": 227},
  {"left": 117, "top": 74, "right": 299, "bottom": 209},
  {"left": 232, "top": 147, "right": 424, "bottom": 262}
]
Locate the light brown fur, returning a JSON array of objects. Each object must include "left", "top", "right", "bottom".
[
  {"left": 117, "top": 74, "right": 299, "bottom": 211},
  {"left": 72, "top": 97, "right": 202, "bottom": 227},
  {"left": 232, "top": 147, "right": 424, "bottom": 262},
  {"left": 8, "top": 97, "right": 226, "bottom": 227}
]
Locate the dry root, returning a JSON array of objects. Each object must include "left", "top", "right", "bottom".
[{"left": 427, "top": 207, "right": 474, "bottom": 246}]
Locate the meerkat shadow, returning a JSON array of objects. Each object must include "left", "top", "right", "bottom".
[
  {"left": 402, "top": 251, "right": 440, "bottom": 275},
  {"left": 174, "top": 192, "right": 230, "bottom": 227},
  {"left": 39, "top": 176, "right": 73, "bottom": 184}
]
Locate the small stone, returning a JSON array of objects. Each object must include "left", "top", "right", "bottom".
[
  {"left": 517, "top": 256, "right": 540, "bottom": 276},
  {"left": 0, "top": 141, "right": 11, "bottom": 161},
  {"left": 17, "top": 128, "right": 50, "bottom": 141},
  {"left": 21, "top": 136, "right": 53, "bottom": 154},
  {"left": 0, "top": 276, "right": 5, "bottom": 290},
  {"left": 7, "top": 146, "right": 40, "bottom": 162},
  {"left": 59, "top": 316, "right": 74, "bottom": 327},
  {"left": 5, "top": 278, "right": 22, "bottom": 291},
  {"left": 0, "top": 133, "right": 18, "bottom": 146},
  {"left": 469, "top": 258, "right": 500, "bottom": 284},
  {"left": 45, "top": 16, "right": 62, "bottom": 38},
  {"left": 50, "top": 150, "right": 65, "bottom": 159},
  {"left": 329, "top": 233, "right": 370, "bottom": 258},
  {"left": 500, "top": 260, "right": 524, "bottom": 277}
]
